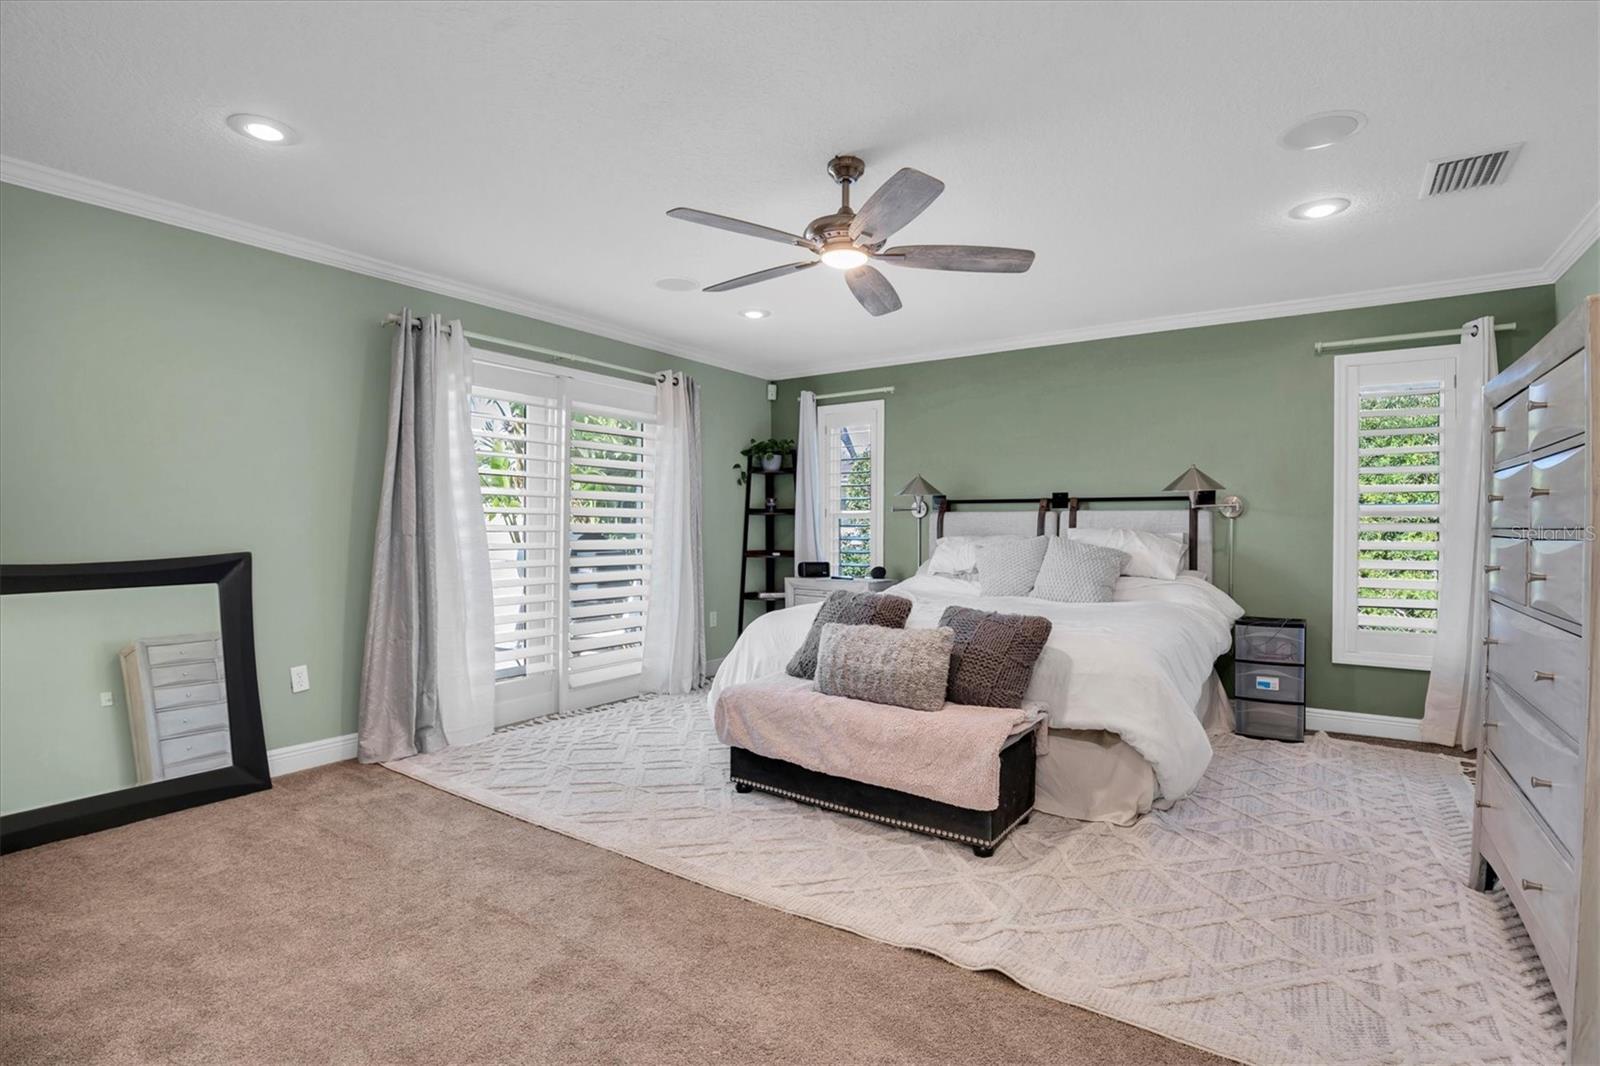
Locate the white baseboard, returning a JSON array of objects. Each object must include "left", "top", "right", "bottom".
[
  {"left": 705, "top": 655, "right": 726, "bottom": 677},
  {"left": 1305, "top": 707, "right": 1423, "bottom": 742},
  {"left": 267, "top": 732, "right": 359, "bottom": 777}
]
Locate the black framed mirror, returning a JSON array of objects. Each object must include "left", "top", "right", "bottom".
[{"left": 0, "top": 553, "right": 270, "bottom": 853}]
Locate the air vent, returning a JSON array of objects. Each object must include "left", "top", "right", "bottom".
[{"left": 1421, "top": 143, "right": 1522, "bottom": 197}]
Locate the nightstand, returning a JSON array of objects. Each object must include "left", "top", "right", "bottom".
[
  {"left": 1231, "top": 616, "right": 1307, "bottom": 742},
  {"left": 784, "top": 576, "right": 895, "bottom": 608}
]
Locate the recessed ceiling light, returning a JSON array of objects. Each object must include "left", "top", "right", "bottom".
[
  {"left": 654, "top": 277, "right": 699, "bottom": 292},
  {"left": 1280, "top": 111, "right": 1366, "bottom": 151},
  {"left": 740, "top": 309, "right": 770, "bottom": 320},
  {"left": 226, "top": 113, "right": 297, "bottom": 145},
  {"left": 1289, "top": 197, "right": 1351, "bottom": 220}
]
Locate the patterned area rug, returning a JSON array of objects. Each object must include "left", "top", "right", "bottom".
[{"left": 387, "top": 693, "right": 1567, "bottom": 1066}]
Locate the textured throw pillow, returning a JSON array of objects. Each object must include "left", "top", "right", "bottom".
[
  {"left": 1065, "top": 527, "right": 1185, "bottom": 580},
  {"left": 786, "top": 590, "right": 914, "bottom": 680},
  {"left": 975, "top": 536, "right": 1049, "bottom": 597},
  {"left": 815, "top": 623, "right": 954, "bottom": 712},
  {"left": 938, "top": 606, "right": 1052, "bottom": 708},
  {"left": 1031, "top": 536, "right": 1128, "bottom": 603}
]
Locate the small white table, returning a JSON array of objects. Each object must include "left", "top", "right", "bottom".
[{"left": 784, "top": 576, "right": 896, "bottom": 608}]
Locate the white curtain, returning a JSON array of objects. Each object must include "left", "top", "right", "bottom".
[
  {"left": 794, "top": 389, "right": 824, "bottom": 564},
  {"left": 357, "top": 312, "right": 495, "bottom": 761},
  {"left": 1421, "top": 316, "right": 1497, "bottom": 749},
  {"left": 641, "top": 371, "right": 705, "bottom": 693}
]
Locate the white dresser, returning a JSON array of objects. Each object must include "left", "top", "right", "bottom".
[
  {"left": 784, "top": 576, "right": 896, "bottom": 608},
  {"left": 1472, "top": 296, "right": 1598, "bottom": 1064},
  {"left": 120, "top": 633, "right": 233, "bottom": 782}
]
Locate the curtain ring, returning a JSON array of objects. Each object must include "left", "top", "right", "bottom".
[{"left": 1469, "top": 324, "right": 1481, "bottom": 337}]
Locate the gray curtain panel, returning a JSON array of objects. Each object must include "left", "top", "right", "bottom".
[{"left": 357, "top": 310, "right": 498, "bottom": 762}]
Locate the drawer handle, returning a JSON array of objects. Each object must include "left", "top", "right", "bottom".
[
  {"left": 1527, "top": 401, "right": 1549, "bottom": 411},
  {"left": 1483, "top": 564, "right": 1501, "bottom": 573},
  {"left": 1487, "top": 493, "right": 1503, "bottom": 502},
  {"left": 1527, "top": 572, "right": 1547, "bottom": 582},
  {"left": 1482, "top": 637, "right": 1500, "bottom": 646},
  {"left": 1533, "top": 670, "right": 1557, "bottom": 682},
  {"left": 1482, "top": 721, "right": 1499, "bottom": 729},
  {"left": 1521, "top": 879, "right": 1544, "bottom": 891},
  {"left": 1530, "top": 777, "right": 1552, "bottom": 789},
  {"left": 1529, "top": 488, "right": 1551, "bottom": 497},
  {"left": 1474, "top": 799, "right": 1493, "bottom": 808},
  {"left": 1490, "top": 425, "right": 1507, "bottom": 434}
]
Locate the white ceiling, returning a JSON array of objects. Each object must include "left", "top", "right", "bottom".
[{"left": 1, "top": 1, "right": 1596, "bottom": 378}]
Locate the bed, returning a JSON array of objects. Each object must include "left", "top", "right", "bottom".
[{"left": 708, "top": 495, "right": 1245, "bottom": 825}]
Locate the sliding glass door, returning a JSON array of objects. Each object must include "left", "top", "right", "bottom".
[{"left": 470, "top": 353, "right": 657, "bottom": 726}]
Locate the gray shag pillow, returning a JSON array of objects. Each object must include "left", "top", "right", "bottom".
[
  {"left": 1030, "top": 536, "right": 1129, "bottom": 603},
  {"left": 786, "top": 590, "right": 913, "bottom": 680},
  {"left": 815, "top": 623, "right": 954, "bottom": 712},
  {"left": 975, "top": 536, "right": 1049, "bottom": 597},
  {"left": 939, "top": 606, "right": 1053, "bottom": 708}
]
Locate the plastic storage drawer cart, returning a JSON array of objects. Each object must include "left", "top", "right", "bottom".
[{"left": 1232, "top": 616, "right": 1306, "bottom": 742}]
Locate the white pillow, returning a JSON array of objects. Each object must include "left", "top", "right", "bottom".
[
  {"left": 1065, "top": 527, "right": 1185, "bottom": 580},
  {"left": 927, "top": 534, "right": 1023, "bottom": 576}
]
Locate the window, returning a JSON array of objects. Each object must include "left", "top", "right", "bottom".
[
  {"left": 1331, "top": 345, "right": 1460, "bottom": 670},
  {"left": 470, "top": 353, "right": 658, "bottom": 724},
  {"left": 818, "top": 400, "right": 884, "bottom": 578}
]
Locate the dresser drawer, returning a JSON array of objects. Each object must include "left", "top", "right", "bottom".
[
  {"left": 1234, "top": 663, "right": 1305, "bottom": 703},
  {"left": 154, "top": 702, "right": 229, "bottom": 739},
  {"left": 150, "top": 659, "right": 220, "bottom": 687},
  {"left": 1491, "top": 393, "right": 1528, "bottom": 463},
  {"left": 1526, "top": 538, "right": 1586, "bottom": 626},
  {"left": 1526, "top": 352, "right": 1587, "bottom": 453},
  {"left": 152, "top": 681, "right": 224, "bottom": 710},
  {"left": 1484, "top": 680, "right": 1583, "bottom": 853},
  {"left": 1488, "top": 462, "right": 1530, "bottom": 529},
  {"left": 791, "top": 588, "right": 831, "bottom": 606},
  {"left": 1529, "top": 445, "right": 1587, "bottom": 531},
  {"left": 1479, "top": 754, "right": 1578, "bottom": 1010},
  {"left": 1487, "top": 536, "right": 1527, "bottom": 604},
  {"left": 163, "top": 751, "right": 233, "bottom": 778},
  {"left": 1486, "top": 603, "right": 1587, "bottom": 744},
  {"left": 146, "top": 639, "right": 220, "bottom": 666},
  {"left": 158, "top": 728, "right": 231, "bottom": 769}
]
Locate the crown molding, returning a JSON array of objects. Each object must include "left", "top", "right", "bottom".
[
  {"left": 0, "top": 155, "right": 759, "bottom": 377},
  {"left": 4, "top": 155, "right": 1593, "bottom": 384}
]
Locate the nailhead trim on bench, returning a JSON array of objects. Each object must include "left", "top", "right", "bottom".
[{"left": 730, "top": 776, "right": 1032, "bottom": 849}]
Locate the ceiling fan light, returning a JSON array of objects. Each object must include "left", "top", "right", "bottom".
[{"left": 820, "top": 245, "right": 868, "bottom": 270}]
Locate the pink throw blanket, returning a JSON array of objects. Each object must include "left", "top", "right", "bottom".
[{"left": 714, "top": 676, "right": 1046, "bottom": 811}]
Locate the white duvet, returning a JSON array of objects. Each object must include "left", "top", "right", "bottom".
[{"left": 709, "top": 572, "right": 1244, "bottom": 803}]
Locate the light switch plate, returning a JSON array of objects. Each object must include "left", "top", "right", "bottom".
[
  {"left": 708, "top": 610, "right": 718, "bottom": 628},
  {"left": 99, "top": 691, "right": 114, "bottom": 707},
  {"left": 290, "top": 664, "right": 311, "bottom": 693}
]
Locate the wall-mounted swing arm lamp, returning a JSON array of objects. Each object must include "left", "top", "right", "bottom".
[
  {"left": 1162, "top": 466, "right": 1246, "bottom": 596},
  {"left": 893, "top": 474, "right": 943, "bottom": 568}
]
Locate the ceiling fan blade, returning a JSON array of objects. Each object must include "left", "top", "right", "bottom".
[
  {"left": 876, "top": 245, "right": 1035, "bottom": 273},
  {"left": 848, "top": 168, "right": 945, "bottom": 244},
  {"left": 703, "top": 260, "right": 819, "bottom": 292},
  {"left": 666, "top": 207, "right": 815, "bottom": 249},
  {"left": 844, "top": 265, "right": 902, "bottom": 317}
]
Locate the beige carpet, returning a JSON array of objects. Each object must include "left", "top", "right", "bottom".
[
  {"left": 390, "top": 693, "right": 1568, "bottom": 1066},
  {"left": 0, "top": 757, "right": 1229, "bottom": 1065}
]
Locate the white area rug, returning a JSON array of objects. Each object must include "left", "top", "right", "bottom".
[{"left": 387, "top": 693, "right": 1567, "bottom": 1065}]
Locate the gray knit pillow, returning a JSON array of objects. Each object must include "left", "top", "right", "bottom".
[
  {"left": 815, "top": 623, "right": 953, "bottom": 712},
  {"left": 976, "top": 536, "right": 1049, "bottom": 597},
  {"left": 1030, "top": 536, "right": 1128, "bottom": 603},
  {"left": 786, "top": 590, "right": 913, "bottom": 680},
  {"left": 939, "top": 606, "right": 1052, "bottom": 708}
]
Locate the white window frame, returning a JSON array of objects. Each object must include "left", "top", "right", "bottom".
[
  {"left": 1331, "top": 344, "right": 1461, "bottom": 671},
  {"left": 817, "top": 399, "right": 885, "bottom": 578}
]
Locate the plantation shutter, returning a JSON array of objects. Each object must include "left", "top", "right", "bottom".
[{"left": 818, "top": 400, "right": 884, "bottom": 579}]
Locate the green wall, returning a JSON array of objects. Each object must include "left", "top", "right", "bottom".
[
  {"left": 0, "top": 584, "right": 219, "bottom": 814},
  {"left": 0, "top": 184, "right": 769, "bottom": 751},
  {"left": 1555, "top": 238, "right": 1599, "bottom": 321},
  {"left": 773, "top": 287, "right": 1557, "bottom": 719}
]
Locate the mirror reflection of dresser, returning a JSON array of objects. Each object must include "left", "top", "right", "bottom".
[{"left": 121, "top": 633, "right": 233, "bottom": 783}]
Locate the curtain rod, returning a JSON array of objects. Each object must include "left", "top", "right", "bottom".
[
  {"left": 1313, "top": 322, "right": 1516, "bottom": 355},
  {"left": 382, "top": 314, "right": 662, "bottom": 382},
  {"left": 807, "top": 386, "right": 896, "bottom": 401}
]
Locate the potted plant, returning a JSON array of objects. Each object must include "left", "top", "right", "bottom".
[{"left": 734, "top": 437, "right": 796, "bottom": 485}]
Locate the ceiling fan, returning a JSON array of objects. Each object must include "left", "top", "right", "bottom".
[{"left": 666, "top": 155, "right": 1035, "bottom": 317}]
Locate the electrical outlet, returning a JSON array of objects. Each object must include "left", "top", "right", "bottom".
[
  {"left": 99, "top": 691, "right": 114, "bottom": 708},
  {"left": 708, "top": 610, "right": 718, "bottom": 628},
  {"left": 289, "top": 664, "right": 311, "bottom": 693}
]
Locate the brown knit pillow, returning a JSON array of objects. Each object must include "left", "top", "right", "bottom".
[
  {"left": 786, "top": 590, "right": 913, "bottom": 680},
  {"left": 938, "top": 606, "right": 1052, "bottom": 708}
]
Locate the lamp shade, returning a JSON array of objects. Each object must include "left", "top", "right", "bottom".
[
  {"left": 1163, "top": 465, "right": 1225, "bottom": 494},
  {"left": 897, "top": 474, "right": 942, "bottom": 497}
]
